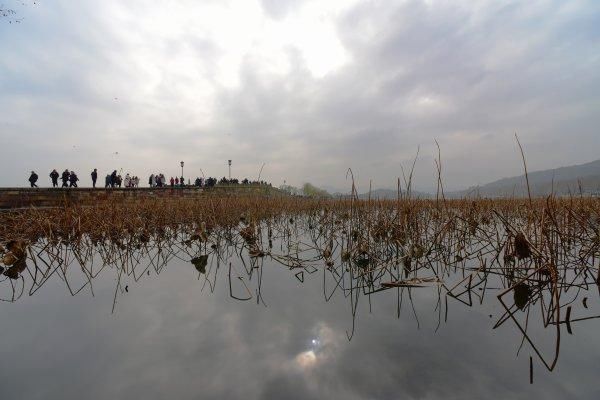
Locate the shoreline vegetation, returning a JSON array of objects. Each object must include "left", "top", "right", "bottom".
[
  {"left": 1, "top": 192, "right": 599, "bottom": 379},
  {"left": 1, "top": 138, "right": 599, "bottom": 381}
]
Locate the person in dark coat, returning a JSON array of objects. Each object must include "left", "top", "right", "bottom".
[
  {"left": 49, "top": 169, "right": 59, "bottom": 187},
  {"left": 91, "top": 169, "right": 98, "bottom": 188},
  {"left": 105, "top": 174, "right": 111, "bottom": 188},
  {"left": 29, "top": 171, "right": 39, "bottom": 188},
  {"left": 61, "top": 169, "right": 70, "bottom": 187},
  {"left": 69, "top": 171, "right": 79, "bottom": 188},
  {"left": 110, "top": 170, "right": 118, "bottom": 188}
]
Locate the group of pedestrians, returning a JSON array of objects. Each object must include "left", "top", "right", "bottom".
[
  {"left": 45, "top": 169, "right": 79, "bottom": 188},
  {"left": 124, "top": 174, "right": 140, "bottom": 188},
  {"left": 168, "top": 176, "right": 188, "bottom": 187},
  {"left": 149, "top": 173, "right": 168, "bottom": 187},
  {"left": 102, "top": 170, "right": 140, "bottom": 188},
  {"left": 27, "top": 169, "right": 270, "bottom": 189},
  {"left": 28, "top": 169, "right": 112, "bottom": 188},
  {"left": 104, "top": 170, "right": 119, "bottom": 188}
]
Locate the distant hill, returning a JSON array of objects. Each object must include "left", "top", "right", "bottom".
[
  {"left": 333, "top": 188, "right": 431, "bottom": 200},
  {"left": 359, "top": 188, "right": 431, "bottom": 200},
  {"left": 453, "top": 159, "right": 600, "bottom": 197}
]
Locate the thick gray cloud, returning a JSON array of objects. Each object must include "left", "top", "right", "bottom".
[
  {"left": 260, "top": 0, "right": 306, "bottom": 20},
  {"left": 0, "top": 0, "right": 599, "bottom": 191}
]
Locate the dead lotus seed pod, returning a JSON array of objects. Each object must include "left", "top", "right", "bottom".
[{"left": 514, "top": 233, "right": 532, "bottom": 259}]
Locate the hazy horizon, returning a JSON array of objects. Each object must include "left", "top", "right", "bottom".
[{"left": 1, "top": 1, "right": 599, "bottom": 191}]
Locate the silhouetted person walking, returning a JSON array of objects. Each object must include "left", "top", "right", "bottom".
[
  {"left": 105, "top": 174, "right": 111, "bottom": 188},
  {"left": 29, "top": 171, "right": 38, "bottom": 188},
  {"left": 61, "top": 169, "right": 69, "bottom": 187},
  {"left": 69, "top": 171, "right": 79, "bottom": 188},
  {"left": 91, "top": 168, "right": 98, "bottom": 188},
  {"left": 49, "top": 169, "right": 59, "bottom": 187},
  {"left": 110, "top": 170, "right": 117, "bottom": 188}
]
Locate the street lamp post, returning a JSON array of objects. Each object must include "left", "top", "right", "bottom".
[
  {"left": 228, "top": 160, "right": 232, "bottom": 180},
  {"left": 180, "top": 161, "right": 184, "bottom": 182}
]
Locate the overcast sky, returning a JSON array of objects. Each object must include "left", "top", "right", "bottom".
[{"left": 0, "top": 0, "right": 599, "bottom": 191}]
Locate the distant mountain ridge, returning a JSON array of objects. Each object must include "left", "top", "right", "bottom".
[
  {"left": 454, "top": 159, "right": 600, "bottom": 197},
  {"left": 332, "top": 188, "right": 431, "bottom": 200},
  {"left": 326, "top": 159, "right": 600, "bottom": 199}
]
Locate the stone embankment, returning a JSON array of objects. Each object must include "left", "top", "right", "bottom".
[{"left": 0, "top": 185, "right": 282, "bottom": 209}]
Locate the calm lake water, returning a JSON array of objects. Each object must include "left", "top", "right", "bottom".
[{"left": 1, "top": 229, "right": 599, "bottom": 399}]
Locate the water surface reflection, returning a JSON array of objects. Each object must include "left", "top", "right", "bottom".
[{"left": 1, "top": 215, "right": 599, "bottom": 399}]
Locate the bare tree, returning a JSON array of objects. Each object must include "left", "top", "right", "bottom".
[
  {"left": 1, "top": 5, "right": 21, "bottom": 23},
  {"left": 1, "top": 1, "right": 38, "bottom": 24}
]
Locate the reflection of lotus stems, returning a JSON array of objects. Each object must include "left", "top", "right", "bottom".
[{"left": 1, "top": 192, "right": 600, "bottom": 380}]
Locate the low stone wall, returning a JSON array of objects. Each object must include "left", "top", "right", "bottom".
[{"left": 0, "top": 185, "right": 281, "bottom": 209}]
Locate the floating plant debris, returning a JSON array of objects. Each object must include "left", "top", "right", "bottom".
[{"left": 1, "top": 194, "right": 600, "bottom": 383}]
